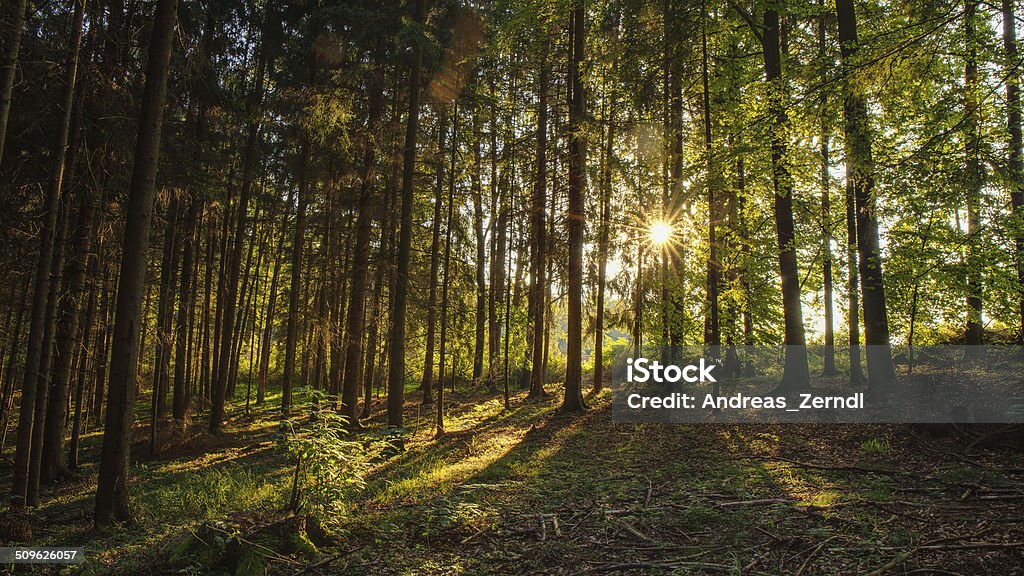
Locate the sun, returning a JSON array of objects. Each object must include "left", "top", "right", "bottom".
[{"left": 649, "top": 221, "right": 673, "bottom": 246}]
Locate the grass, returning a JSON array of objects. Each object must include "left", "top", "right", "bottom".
[{"left": 3, "top": 381, "right": 1023, "bottom": 575}]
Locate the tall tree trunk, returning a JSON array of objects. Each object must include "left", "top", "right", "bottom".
[
  {"left": 173, "top": 198, "right": 201, "bottom": 423},
  {"left": 388, "top": 0, "right": 428, "bottom": 427},
  {"left": 760, "top": 7, "right": 810, "bottom": 393},
  {"left": 528, "top": 42, "right": 548, "bottom": 399},
  {"left": 41, "top": 3, "right": 93, "bottom": 477},
  {"left": 283, "top": 135, "right": 310, "bottom": 416},
  {"left": 422, "top": 106, "right": 447, "bottom": 404},
  {"left": 561, "top": 1, "right": 587, "bottom": 414},
  {"left": 595, "top": 84, "right": 614, "bottom": 392},
  {"left": 341, "top": 78, "right": 382, "bottom": 423},
  {"left": 836, "top": 0, "right": 895, "bottom": 388},
  {"left": 12, "top": 0, "right": 86, "bottom": 506},
  {"left": 702, "top": 0, "right": 720, "bottom": 350},
  {"left": 964, "top": 0, "right": 984, "bottom": 347},
  {"left": 472, "top": 102, "right": 487, "bottom": 384},
  {"left": 1004, "top": 0, "right": 1024, "bottom": 342},
  {"left": 490, "top": 78, "right": 507, "bottom": 391},
  {"left": 819, "top": 0, "right": 837, "bottom": 376},
  {"left": 0, "top": 0, "right": 27, "bottom": 162},
  {"left": 95, "top": 0, "right": 178, "bottom": 525},
  {"left": 436, "top": 108, "right": 458, "bottom": 437},
  {"left": 212, "top": 17, "right": 271, "bottom": 431}
]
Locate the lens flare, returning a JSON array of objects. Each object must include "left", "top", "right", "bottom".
[{"left": 649, "top": 221, "right": 673, "bottom": 246}]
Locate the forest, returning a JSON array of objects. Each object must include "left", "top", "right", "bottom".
[{"left": 0, "top": 0, "right": 1023, "bottom": 573}]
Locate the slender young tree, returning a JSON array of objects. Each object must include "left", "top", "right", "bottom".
[
  {"left": 41, "top": 0, "right": 93, "bottom": 480},
  {"left": 528, "top": 42, "right": 548, "bottom": 399},
  {"left": 422, "top": 105, "right": 448, "bottom": 404},
  {"left": 819, "top": 0, "right": 837, "bottom": 376}
]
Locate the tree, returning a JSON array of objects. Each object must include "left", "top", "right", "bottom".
[
  {"left": 388, "top": 0, "right": 428, "bottom": 428},
  {"left": 561, "top": 0, "right": 587, "bottom": 414},
  {"left": 95, "top": 0, "right": 178, "bottom": 525},
  {"left": 836, "top": 0, "right": 895, "bottom": 388},
  {"left": 1003, "top": 0, "right": 1024, "bottom": 342},
  {"left": 11, "top": 0, "right": 86, "bottom": 507},
  {"left": 0, "top": 0, "right": 27, "bottom": 163},
  {"left": 760, "top": 5, "right": 810, "bottom": 393},
  {"left": 528, "top": 41, "right": 548, "bottom": 400}
]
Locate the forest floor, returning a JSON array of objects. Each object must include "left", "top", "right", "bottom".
[{"left": 4, "top": 384, "right": 1024, "bottom": 575}]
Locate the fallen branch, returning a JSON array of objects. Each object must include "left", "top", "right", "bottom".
[{"left": 289, "top": 548, "right": 360, "bottom": 576}]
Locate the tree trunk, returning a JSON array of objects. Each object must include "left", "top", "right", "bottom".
[
  {"left": 41, "top": 4, "right": 93, "bottom": 476},
  {"left": 422, "top": 106, "right": 447, "bottom": 404},
  {"left": 212, "top": 17, "right": 271, "bottom": 431},
  {"left": 12, "top": 0, "right": 86, "bottom": 506},
  {"left": 819, "top": 0, "right": 837, "bottom": 376},
  {"left": 836, "top": 0, "right": 895, "bottom": 388},
  {"left": 436, "top": 108, "right": 459, "bottom": 437},
  {"left": 702, "top": 0, "right": 720, "bottom": 350},
  {"left": 341, "top": 77, "right": 382, "bottom": 423},
  {"left": 595, "top": 83, "right": 614, "bottom": 392},
  {"left": 283, "top": 134, "right": 310, "bottom": 416},
  {"left": 561, "top": 1, "right": 587, "bottom": 414},
  {"left": 528, "top": 42, "right": 548, "bottom": 399},
  {"left": 0, "top": 0, "right": 27, "bottom": 162},
  {"left": 472, "top": 101, "right": 487, "bottom": 385},
  {"left": 964, "top": 0, "right": 984, "bottom": 347},
  {"left": 760, "top": 7, "right": 810, "bottom": 393},
  {"left": 1004, "top": 0, "right": 1024, "bottom": 342},
  {"left": 173, "top": 198, "right": 201, "bottom": 423},
  {"left": 388, "top": 0, "right": 428, "bottom": 427},
  {"left": 95, "top": 0, "right": 178, "bottom": 526}
]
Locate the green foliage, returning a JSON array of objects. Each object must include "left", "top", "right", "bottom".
[{"left": 281, "top": 410, "right": 387, "bottom": 527}]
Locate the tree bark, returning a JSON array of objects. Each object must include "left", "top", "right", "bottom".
[
  {"left": 964, "top": 0, "right": 984, "bottom": 347},
  {"left": 819, "top": 0, "right": 837, "bottom": 376},
  {"left": 1004, "top": 0, "right": 1024, "bottom": 342},
  {"left": 388, "top": 0, "right": 428, "bottom": 427},
  {"left": 836, "top": 0, "right": 895, "bottom": 388},
  {"left": 561, "top": 1, "right": 587, "bottom": 414},
  {"left": 95, "top": 0, "right": 178, "bottom": 526},
  {"left": 0, "top": 0, "right": 27, "bottom": 163},
  {"left": 760, "top": 7, "right": 810, "bottom": 393},
  {"left": 341, "top": 76, "right": 382, "bottom": 423},
  {"left": 12, "top": 0, "right": 86, "bottom": 506},
  {"left": 422, "top": 106, "right": 447, "bottom": 404},
  {"left": 528, "top": 42, "right": 548, "bottom": 399}
]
